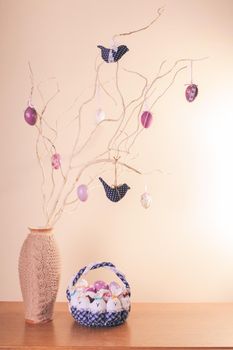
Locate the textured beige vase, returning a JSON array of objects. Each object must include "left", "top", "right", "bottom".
[{"left": 18, "top": 227, "right": 60, "bottom": 324}]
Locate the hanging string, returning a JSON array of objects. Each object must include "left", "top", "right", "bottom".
[
  {"left": 113, "top": 156, "right": 120, "bottom": 186},
  {"left": 190, "top": 60, "right": 193, "bottom": 84},
  {"left": 28, "top": 62, "right": 34, "bottom": 107},
  {"left": 96, "top": 81, "right": 101, "bottom": 106}
]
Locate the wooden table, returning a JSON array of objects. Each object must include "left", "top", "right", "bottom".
[{"left": 0, "top": 302, "right": 233, "bottom": 349}]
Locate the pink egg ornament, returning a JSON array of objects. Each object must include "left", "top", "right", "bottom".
[
  {"left": 51, "top": 153, "right": 61, "bottom": 170},
  {"left": 141, "top": 111, "right": 153, "bottom": 128},
  {"left": 77, "top": 184, "right": 88, "bottom": 202},
  {"left": 24, "top": 106, "right": 37, "bottom": 126},
  {"left": 185, "top": 84, "right": 198, "bottom": 102},
  {"left": 86, "top": 285, "right": 96, "bottom": 293},
  {"left": 94, "top": 280, "right": 108, "bottom": 291}
]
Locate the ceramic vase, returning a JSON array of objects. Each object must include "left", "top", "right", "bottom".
[{"left": 18, "top": 227, "right": 60, "bottom": 324}]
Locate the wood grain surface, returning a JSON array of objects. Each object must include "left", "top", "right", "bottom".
[{"left": 0, "top": 302, "right": 233, "bottom": 349}]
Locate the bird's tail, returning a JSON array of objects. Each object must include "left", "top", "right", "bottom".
[{"left": 99, "top": 177, "right": 109, "bottom": 194}]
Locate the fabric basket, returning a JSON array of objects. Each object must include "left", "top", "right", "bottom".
[{"left": 66, "top": 261, "right": 131, "bottom": 327}]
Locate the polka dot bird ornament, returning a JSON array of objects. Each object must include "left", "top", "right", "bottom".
[
  {"left": 99, "top": 157, "right": 130, "bottom": 202},
  {"left": 97, "top": 45, "right": 129, "bottom": 63},
  {"left": 99, "top": 177, "right": 130, "bottom": 202}
]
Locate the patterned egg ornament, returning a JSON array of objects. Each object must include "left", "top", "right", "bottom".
[
  {"left": 51, "top": 153, "right": 61, "bottom": 170},
  {"left": 141, "top": 111, "right": 153, "bottom": 128},
  {"left": 24, "top": 106, "right": 37, "bottom": 126},
  {"left": 97, "top": 45, "right": 129, "bottom": 63},
  {"left": 185, "top": 84, "right": 198, "bottom": 102},
  {"left": 99, "top": 177, "right": 130, "bottom": 202}
]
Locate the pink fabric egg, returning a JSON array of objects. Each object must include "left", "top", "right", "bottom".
[
  {"left": 86, "top": 285, "right": 96, "bottom": 293},
  {"left": 51, "top": 153, "right": 61, "bottom": 170},
  {"left": 185, "top": 84, "right": 198, "bottom": 102},
  {"left": 77, "top": 184, "right": 88, "bottom": 202},
  {"left": 94, "top": 280, "right": 108, "bottom": 291},
  {"left": 24, "top": 106, "right": 37, "bottom": 126},
  {"left": 141, "top": 111, "right": 153, "bottom": 128}
]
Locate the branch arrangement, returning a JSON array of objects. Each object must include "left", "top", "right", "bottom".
[{"left": 23, "top": 8, "right": 207, "bottom": 227}]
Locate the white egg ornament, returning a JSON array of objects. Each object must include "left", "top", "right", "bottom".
[
  {"left": 109, "top": 281, "right": 122, "bottom": 297},
  {"left": 76, "top": 278, "right": 88, "bottom": 288},
  {"left": 89, "top": 296, "right": 106, "bottom": 313},
  {"left": 106, "top": 297, "right": 122, "bottom": 313},
  {"left": 141, "top": 192, "right": 152, "bottom": 209},
  {"left": 119, "top": 294, "right": 131, "bottom": 311},
  {"left": 76, "top": 296, "right": 90, "bottom": 311},
  {"left": 96, "top": 108, "right": 105, "bottom": 124}
]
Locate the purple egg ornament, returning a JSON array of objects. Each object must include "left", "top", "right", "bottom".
[
  {"left": 141, "top": 111, "right": 153, "bottom": 128},
  {"left": 24, "top": 106, "right": 37, "bottom": 126},
  {"left": 77, "top": 184, "right": 88, "bottom": 202},
  {"left": 185, "top": 84, "right": 198, "bottom": 102}
]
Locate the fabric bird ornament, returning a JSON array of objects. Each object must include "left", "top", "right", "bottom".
[
  {"left": 97, "top": 45, "right": 129, "bottom": 63},
  {"left": 99, "top": 177, "right": 130, "bottom": 202}
]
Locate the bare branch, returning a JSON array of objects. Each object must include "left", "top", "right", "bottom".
[
  {"left": 113, "top": 7, "right": 165, "bottom": 40},
  {"left": 49, "top": 157, "right": 141, "bottom": 226},
  {"left": 150, "top": 65, "right": 187, "bottom": 110},
  {"left": 46, "top": 62, "right": 104, "bottom": 224},
  {"left": 35, "top": 123, "right": 49, "bottom": 222}
]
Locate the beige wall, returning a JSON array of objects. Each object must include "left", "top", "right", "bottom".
[{"left": 0, "top": 0, "right": 233, "bottom": 302}]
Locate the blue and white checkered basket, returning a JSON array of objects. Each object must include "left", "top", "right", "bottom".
[{"left": 66, "top": 262, "right": 131, "bottom": 327}]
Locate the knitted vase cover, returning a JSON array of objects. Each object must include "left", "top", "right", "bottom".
[{"left": 19, "top": 228, "right": 60, "bottom": 323}]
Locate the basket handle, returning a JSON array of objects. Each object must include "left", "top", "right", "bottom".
[{"left": 66, "top": 261, "right": 130, "bottom": 302}]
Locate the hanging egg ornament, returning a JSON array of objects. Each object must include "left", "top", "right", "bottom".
[
  {"left": 51, "top": 153, "right": 61, "bottom": 170},
  {"left": 141, "top": 192, "right": 152, "bottom": 209},
  {"left": 24, "top": 106, "right": 37, "bottom": 126},
  {"left": 96, "top": 108, "right": 105, "bottom": 124},
  {"left": 77, "top": 184, "right": 88, "bottom": 202},
  {"left": 141, "top": 111, "right": 153, "bottom": 128},
  {"left": 185, "top": 84, "right": 198, "bottom": 102}
]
